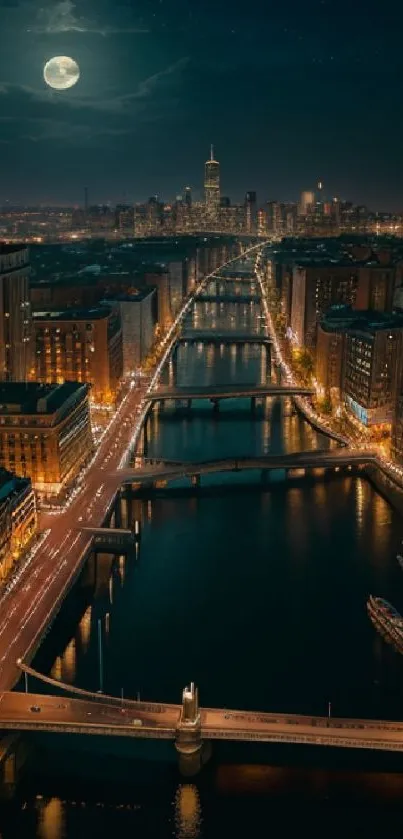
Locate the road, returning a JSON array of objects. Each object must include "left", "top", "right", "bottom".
[
  {"left": 0, "top": 692, "right": 179, "bottom": 738},
  {"left": 0, "top": 378, "right": 154, "bottom": 691}
]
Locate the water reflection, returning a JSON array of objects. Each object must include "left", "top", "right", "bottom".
[
  {"left": 174, "top": 785, "right": 202, "bottom": 839},
  {"left": 37, "top": 798, "right": 64, "bottom": 839},
  {"left": 51, "top": 638, "right": 76, "bottom": 683},
  {"left": 78, "top": 605, "right": 92, "bottom": 653}
]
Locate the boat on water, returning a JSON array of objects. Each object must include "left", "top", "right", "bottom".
[
  {"left": 397, "top": 554, "right": 403, "bottom": 570},
  {"left": 367, "top": 595, "right": 403, "bottom": 654}
]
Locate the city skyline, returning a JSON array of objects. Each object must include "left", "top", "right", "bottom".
[{"left": 1, "top": 0, "right": 403, "bottom": 208}]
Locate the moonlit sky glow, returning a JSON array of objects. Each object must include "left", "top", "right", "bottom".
[{"left": 0, "top": 0, "right": 402, "bottom": 207}]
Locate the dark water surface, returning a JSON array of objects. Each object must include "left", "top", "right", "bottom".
[{"left": 4, "top": 316, "right": 403, "bottom": 835}]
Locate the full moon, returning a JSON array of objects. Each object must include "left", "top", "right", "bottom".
[{"left": 43, "top": 56, "right": 80, "bottom": 90}]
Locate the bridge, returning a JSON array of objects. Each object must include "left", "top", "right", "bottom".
[
  {"left": 146, "top": 384, "right": 314, "bottom": 406},
  {"left": 78, "top": 527, "right": 140, "bottom": 553},
  {"left": 195, "top": 294, "right": 261, "bottom": 304},
  {"left": 178, "top": 330, "right": 270, "bottom": 347},
  {"left": 116, "top": 449, "right": 378, "bottom": 490},
  {"left": 2, "top": 672, "right": 403, "bottom": 778}
]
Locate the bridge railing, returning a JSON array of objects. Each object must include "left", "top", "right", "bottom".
[{"left": 17, "top": 662, "right": 178, "bottom": 713}]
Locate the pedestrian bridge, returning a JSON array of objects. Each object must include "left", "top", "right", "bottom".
[
  {"left": 115, "top": 449, "right": 378, "bottom": 489},
  {"left": 146, "top": 384, "right": 314, "bottom": 404},
  {"left": 2, "top": 667, "right": 403, "bottom": 757}
]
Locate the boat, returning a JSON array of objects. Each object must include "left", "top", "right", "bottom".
[
  {"left": 397, "top": 554, "right": 403, "bottom": 570},
  {"left": 367, "top": 595, "right": 403, "bottom": 654}
]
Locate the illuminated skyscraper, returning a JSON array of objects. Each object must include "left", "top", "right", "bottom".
[
  {"left": 0, "top": 244, "right": 31, "bottom": 381},
  {"left": 204, "top": 145, "right": 220, "bottom": 218},
  {"left": 299, "top": 191, "right": 315, "bottom": 216}
]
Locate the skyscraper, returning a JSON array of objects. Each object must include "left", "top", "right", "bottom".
[
  {"left": 184, "top": 186, "right": 192, "bottom": 208},
  {"left": 245, "top": 191, "right": 257, "bottom": 233},
  {"left": 299, "top": 191, "right": 315, "bottom": 216},
  {"left": 204, "top": 145, "right": 220, "bottom": 218},
  {"left": 0, "top": 244, "right": 31, "bottom": 381}
]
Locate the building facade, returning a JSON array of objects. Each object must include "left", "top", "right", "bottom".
[
  {"left": 0, "top": 244, "right": 31, "bottom": 382},
  {"left": 104, "top": 289, "right": 156, "bottom": 373},
  {"left": 32, "top": 305, "right": 123, "bottom": 406},
  {"left": 343, "top": 313, "right": 403, "bottom": 428},
  {"left": 316, "top": 306, "right": 362, "bottom": 402},
  {"left": 0, "top": 468, "right": 37, "bottom": 581},
  {"left": 290, "top": 263, "right": 360, "bottom": 348},
  {"left": 0, "top": 382, "right": 93, "bottom": 495}
]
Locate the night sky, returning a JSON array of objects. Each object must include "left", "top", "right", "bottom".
[{"left": 1, "top": 0, "right": 402, "bottom": 208}]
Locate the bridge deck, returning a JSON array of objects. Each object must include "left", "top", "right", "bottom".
[
  {"left": 179, "top": 331, "right": 270, "bottom": 344},
  {"left": 196, "top": 294, "right": 261, "bottom": 304},
  {"left": 2, "top": 692, "right": 403, "bottom": 752},
  {"left": 117, "top": 449, "right": 378, "bottom": 485},
  {"left": 147, "top": 385, "right": 314, "bottom": 402}
]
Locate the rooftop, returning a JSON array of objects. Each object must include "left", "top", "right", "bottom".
[
  {"left": 0, "top": 382, "right": 89, "bottom": 415},
  {"left": 103, "top": 287, "right": 156, "bottom": 303},
  {"left": 0, "top": 467, "right": 30, "bottom": 503},
  {"left": 32, "top": 305, "right": 113, "bottom": 321},
  {"left": 0, "top": 243, "right": 27, "bottom": 255},
  {"left": 321, "top": 305, "right": 403, "bottom": 333}
]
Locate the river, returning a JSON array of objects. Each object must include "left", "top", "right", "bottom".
[{"left": 3, "top": 268, "right": 403, "bottom": 835}]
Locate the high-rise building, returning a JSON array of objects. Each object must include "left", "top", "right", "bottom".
[
  {"left": 316, "top": 305, "right": 360, "bottom": 403},
  {"left": 103, "top": 289, "right": 156, "bottom": 374},
  {"left": 0, "top": 467, "right": 37, "bottom": 581},
  {"left": 184, "top": 187, "right": 192, "bottom": 208},
  {"left": 115, "top": 204, "right": 134, "bottom": 234},
  {"left": 290, "top": 262, "right": 360, "bottom": 349},
  {"left": 299, "top": 191, "right": 315, "bottom": 216},
  {"left": 0, "top": 382, "right": 93, "bottom": 495},
  {"left": 257, "top": 208, "right": 268, "bottom": 237},
  {"left": 32, "top": 305, "right": 123, "bottom": 406},
  {"left": 204, "top": 145, "right": 220, "bottom": 219},
  {"left": 0, "top": 244, "right": 31, "bottom": 382},
  {"left": 343, "top": 312, "right": 403, "bottom": 428},
  {"left": 245, "top": 191, "right": 257, "bottom": 234},
  {"left": 143, "top": 268, "right": 172, "bottom": 327}
]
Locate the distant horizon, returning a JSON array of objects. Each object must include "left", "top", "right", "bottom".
[{"left": 1, "top": 192, "right": 403, "bottom": 214}]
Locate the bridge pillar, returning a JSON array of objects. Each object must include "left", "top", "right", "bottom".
[
  {"left": 114, "top": 495, "right": 122, "bottom": 529},
  {"left": 187, "top": 399, "right": 192, "bottom": 413},
  {"left": 251, "top": 396, "right": 256, "bottom": 413},
  {"left": 191, "top": 474, "right": 201, "bottom": 489},
  {"left": 265, "top": 344, "right": 271, "bottom": 380},
  {"left": 0, "top": 734, "right": 31, "bottom": 800},
  {"left": 143, "top": 421, "right": 149, "bottom": 457},
  {"left": 175, "top": 683, "right": 211, "bottom": 776},
  {"left": 211, "top": 398, "right": 220, "bottom": 413}
]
